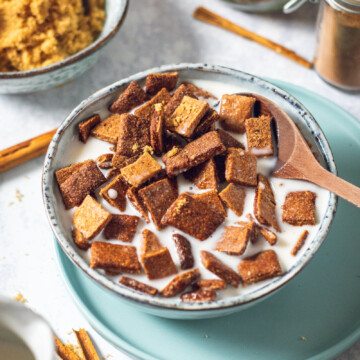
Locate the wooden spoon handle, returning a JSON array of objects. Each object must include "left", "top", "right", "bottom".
[{"left": 0, "top": 129, "right": 57, "bottom": 173}]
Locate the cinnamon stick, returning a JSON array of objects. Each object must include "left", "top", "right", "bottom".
[
  {"left": 0, "top": 128, "right": 57, "bottom": 173},
  {"left": 193, "top": 6, "right": 312, "bottom": 69}
]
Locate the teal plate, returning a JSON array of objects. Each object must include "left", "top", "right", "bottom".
[{"left": 54, "top": 79, "right": 360, "bottom": 360}]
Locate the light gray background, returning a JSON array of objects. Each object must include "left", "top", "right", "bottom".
[{"left": 0, "top": 0, "right": 359, "bottom": 359}]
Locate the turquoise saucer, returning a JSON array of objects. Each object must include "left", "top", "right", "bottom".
[{"left": 54, "top": 79, "right": 360, "bottom": 360}]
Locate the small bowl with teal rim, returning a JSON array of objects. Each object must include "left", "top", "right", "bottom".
[
  {"left": 0, "top": 0, "right": 128, "bottom": 94},
  {"left": 42, "top": 63, "right": 337, "bottom": 320}
]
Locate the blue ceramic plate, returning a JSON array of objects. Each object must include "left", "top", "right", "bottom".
[{"left": 54, "top": 80, "right": 360, "bottom": 360}]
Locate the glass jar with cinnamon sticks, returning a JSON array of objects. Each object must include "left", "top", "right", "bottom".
[{"left": 314, "top": 0, "right": 360, "bottom": 91}]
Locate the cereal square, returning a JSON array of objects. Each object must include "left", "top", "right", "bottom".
[
  {"left": 59, "top": 160, "right": 106, "bottom": 208},
  {"left": 161, "top": 193, "right": 225, "bottom": 240},
  {"left": 193, "top": 190, "right": 227, "bottom": 217},
  {"left": 90, "top": 241, "right": 141, "bottom": 274},
  {"left": 73, "top": 195, "right": 112, "bottom": 240},
  {"left": 161, "top": 269, "right": 200, "bottom": 298},
  {"left": 201, "top": 250, "right": 241, "bottom": 287},
  {"left": 121, "top": 152, "right": 162, "bottom": 187},
  {"left": 142, "top": 247, "right": 177, "bottom": 280},
  {"left": 245, "top": 115, "right": 274, "bottom": 156},
  {"left": 150, "top": 103, "right": 165, "bottom": 156},
  {"left": 219, "top": 183, "right": 246, "bottom": 216},
  {"left": 184, "top": 158, "right": 218, "bottom": 190},
  {"left": 139, "top": 178, "right": 178, "bottom": 230},
  {"left": 164, "top": 84, "right": 197, "bottom": 119},
  {"left": 282, "top": 191, "right": 316, "bottom": 226},
  {"left": 91, "top": 114, "right": 123, "bottom": 144},
  {"left": 238, "top": 250, "right": 282, "bottom": 285},
  {"left": 166, "top": 96, "right": 209, "bottom": 137},
  {"left": 181, "top": 289, "right": 216, "bottom": 302},
  {"left": 140, "top": 229, "right": 162, "bottom": 258},
  {"left": 145, "top": 72, "right": 178, "bottom": 95},
  {"left": 119, "top": 276, "right": 158, "bottom": 296},
  {"left": 216, "top": 226, "right": 251, "bottom": 255},
  {"left": 225, "top": 148, "right": 257, "bottom": 187},
  {"left": 99, "top": 174, "right": 129, "bottom": 212},
  {"left": 254, "top": 174, "right": 280, "bottom": 231},
  {"left": 220, "top": 95, "right": 256, "bottom": 134},
  {"left": 126, "top": 186, "right": 150, "bottom": 222},
  {"left": 109, "top": 81, "right": 149, "bottom": 114},
  {"left": 103, "top": 214, "right": 140, "bottom": 242},
  {"left": 173, "top": 234, "right": 194, "bottom": 270},
  {"left": 78, "top": 114, "right": 101, "bottom": 143}
]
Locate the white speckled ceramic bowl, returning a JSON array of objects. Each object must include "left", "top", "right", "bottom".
[
  {"left": 0, "top": 0, "right": 128, "bottom": 94},
  {"left": 42, "top": 64, "right": 337, "bottom": 319}
]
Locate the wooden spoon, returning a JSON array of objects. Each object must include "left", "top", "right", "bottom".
[{"left": 240, "top": 93, "right": 360, "bottom": 207}]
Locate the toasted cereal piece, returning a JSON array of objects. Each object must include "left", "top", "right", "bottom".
[
  {"left": 219, "top": 183, "right": 246, "bottom": 216},
  {"left": 225, "top": 148, "right": 257, "bottom": 187},
  {"left": 192, "top": 109, "right": 220, "bottom": 139},
  {"left": 54, "top": 336, "right": 82, "bottom": 360},
  {"left": 138, "top": 178, "right": 178, "bottom": 230},
  {"left": 142, "top": 247, "right": 177, "bottom": 280},
  {"left": 181, "top": 82, "right": 217, "bottom": 99},
  {"left": 150, "top": 104, "right": 165, "bottom": 156},
  {"left": 73, "top": 329, "right": 100, "bottom": 360},
  {"left": 97, "top": 153, "right": 113, "bottom": 169},
  {"left": 73, "top": 196, "right": 112, "bottom": 240},
  {"left": 90, "top": 114, "right": 123, "bottom": 144},
  {"left": 78, "top": 114, "right": 101, "bottom": 143},
  {"left": 164, "top": 84, "right": 196, "bottom": 119},
  {"left": 245, "top": 115, "right": 274, "bottom": 156},
  {"left": 119, "top": 276, "right": 158, "bottom": 296},
  {"left": 117, "top": 114, "right": 151, "bottom": 157},
  {"left": 59, "top": 161, "right": 106, "bottom": 209},
  {"left": 135, "top": 88, "right": 171, "bottom": 122},
  {"left": 260, "top": 227, "right": 277, "bottom": 246},
  {"left": 184, "top": 158, "right": 218, "bottom": 190},
  {"left": 164, "top": 131, "right": 226, "bottom": 177},
  {"left": 162, "top": 193, "right": 225, "bottom": 241},
  {"left": 238, "top": 250, "right": 282, "bottom": 285},
  {"left": 220, "top": 95, "right": 256, "bottom": 134},
  {"left": 181, "top": 289, "right": 216, "bottom": 302},
  {"left": 103, "top": 214, "right": 140, "bottom": 242},
  {"left": 166, "top": 96, "right": 209, "bottom": 137},
  {"left": 146, "top": 72, "right": 178, "bottom": 95},
  {"left": 291, "top": 230, "right": 309, "bottom": 256},
  {"left": 72, "top": 229, "right": 91, "bottom": 250},
  {"left": 194, "top": 279, "right": 226, "bottom": 291},
  {"left": 140, "top": 229, "right": 162, "bottom": 257},
  {"left": 216, "top": 129, "right": 244, "bottom": 149},
  {"left": 173, "top": 234, "right": 194, "bottom": 270},
  {"left": 126, "top": 186, "right": 150, "bottom": 222},
  {"left": 121, "top": 152, "right": 162, "bottom": 187},
  {"left": 161, "top": 269, "right": 200, "bottom": 298},
  {"left": 193, "top": 190, "right": 227, "bottom": 217},
  {"left": 254, "top": 174, "right": 280, "bottom": 231},
  {"left": 201, "top": 251, "right": 241, "bottom": 287},
  {"left": 90, "top": 241, "right": 141, "bottom": 274},
  {"left": 99, "top": 174, "right": 128, "bottom": 212},
  {"left": 109, "top": 81, "right": 149, "bottom": 114},
  {"left": 282, "top": 191, "right": 317, "bottom": 226},
  {"left": 216, "top": 226, "right": 251, "bottom": 255}
]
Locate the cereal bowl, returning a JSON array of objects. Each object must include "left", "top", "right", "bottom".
[
  {"left": 0, "top": 0, "right": 128, "bottom": 94},
  {"left": 42, "top": 63, "right": 337, "bottom": 319}
]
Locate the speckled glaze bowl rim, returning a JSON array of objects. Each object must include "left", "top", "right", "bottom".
[
  {"left": 0, "top": 0, "right": 128, "bottom": 79},
  {"left": 42, "top": 63, "right": 337, "bottom": 312}
]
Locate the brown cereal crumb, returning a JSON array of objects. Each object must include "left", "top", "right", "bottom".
[
  {"left": 99, "top": 174, "right": 129, "bottom": 212},
  {"left": 216, "top": 226, "right": 251, "bottom": 255},
  {"left": 161, "top": 269, "right": 200, "bottom": 298},
  {"left": 245, "top": 115, "right": 274, "bottom": 156},
  {"left": 72, "top": 229, "right": 91, "bottom": 250},
  {"left": 119, "top": 276, "right": 158, "bottom": 296},
  {"left": 184, "top": 158, "right": 218, "bottom": 190},
  {"left": 194, "top": 279, "right": 226, "bottom": 291},
  {"left": 219, "top": 183, "right": 246, "bottom": 217},
  {"left": 15, "top": 189, "right": 23, "bottom": 202},
  {"left": 291, "top": 230, "right": 309, "bottom": 256},
  {"left": 90, "top": 241, "right": 141, "bottom": 274},
  {"left": 201, "top": 250, "right": 241, "bottom": 287},
  {"left": 220, "top": 95, "right": 256, "bottom": 134},
  {"left": 103, "top": 215, "right": 140, "bottom": 242},
  {"left": 181, "top": 289, "right": 216, "bottom": 302},
  {"left": 90, "top": 114, "right": 122, "bottom": 145},
  {"left": 109, "top": 81, "right": 149, "bottom": 114},
  {"left": 73, "top": 196, "right": 112, "bottom": 240},
  {"left": 13, "top": 292, "right": 27, "bottom": 303},
  {"left": 173, "top": 234, "right": 194, "bottom": 270},
  {"left": 282, "top": 191, "right": 317, "bottom": 226},
  {"left": 126, "top": 186, "right": 150, "bottom": 222},
  {"left": 78, "top": 114, "right": 101, "bottom": 143},
  {"left": 146, "top": 72, "right": 178, "bottom": 95},
  {"left": 142, "top": 247, "right": 177, "bottom": 280},
  {"left": 238, "top": 250, "right": 282, "bottom": 285}
]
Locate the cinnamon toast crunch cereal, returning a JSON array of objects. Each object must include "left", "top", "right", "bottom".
[
  {"left": 146, "top": 72, "right": 178, "bottom": 95},
  {"left": 78, "top": 114, "right": 101, "bottom": 143},
  {"left": 282, "top": 191, "right": 316, "bottom": 226}
]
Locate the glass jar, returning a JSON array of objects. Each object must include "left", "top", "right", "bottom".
[{"left": 314, "top": 0, "right": 360, "bottom": 91}]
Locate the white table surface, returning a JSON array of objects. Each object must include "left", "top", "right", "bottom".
[{"left": 0, "top": 0, "right": 359, "bottom": 359}]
